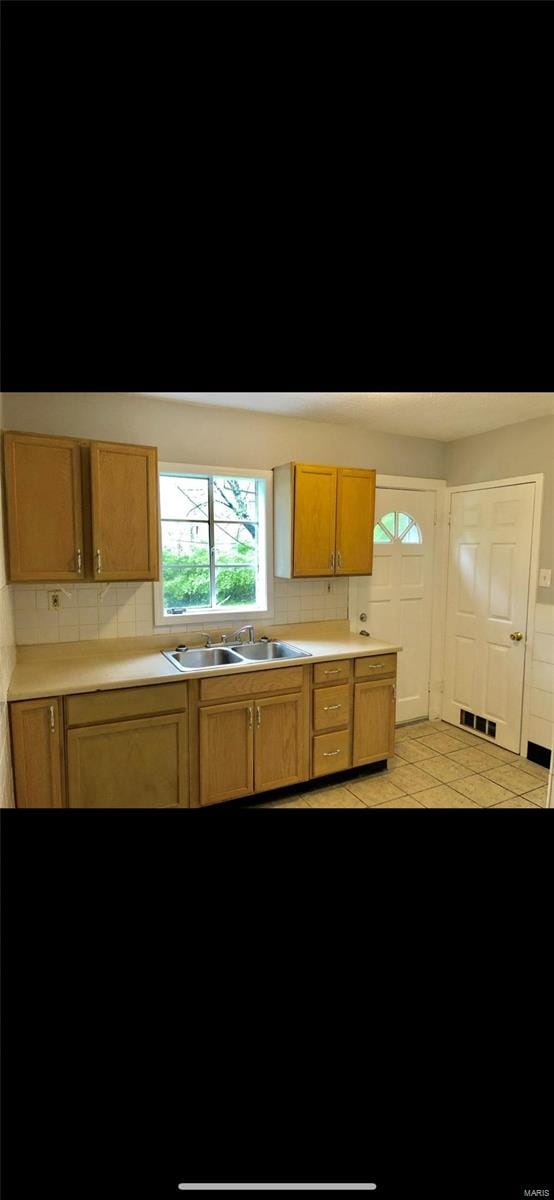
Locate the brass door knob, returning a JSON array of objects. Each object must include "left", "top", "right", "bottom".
[{"left": 510, "top": 631, "right": 524, "bottom": 641}]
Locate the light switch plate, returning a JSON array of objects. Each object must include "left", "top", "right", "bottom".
[{"left": 538, "top": 568, "right": 552, "bottom": 588}]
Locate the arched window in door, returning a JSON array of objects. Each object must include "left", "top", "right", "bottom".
[{"left": 373, "top": 511, "right": 422, "bottom": 544}]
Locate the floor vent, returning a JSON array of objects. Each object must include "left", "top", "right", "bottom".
[
  {"left": 527, "top": 741, "right": 552, "bottom": 770},
  {"left": 460, "top": 709, "right": 497, "bottom": 738}
]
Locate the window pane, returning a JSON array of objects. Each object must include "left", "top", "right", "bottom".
[
  {"left": 163, "top": 567, "right": 211, "bottom": 611},
  {"left": 162, "top": 521, "right": 210, "bottom": 564},
  {"left": 160, "top": 475, "right": 209, "bottom": 520},
  {"left": 381, "top": 511, "right": 395, "bottom": 535},
  {"left": 401, "top": 524, "right": 422, "bottom": 543},
  {"left": 215, "top": 566, "right": 257, "bottom": 607},
  {"left": 214, "top": 521, "right": 257, "bottom": 565},
  {"left": 397, "top": 512, "right": 412, "bottom": 537},
  {"left": 212, "top": 477, "right": 258, "bottom": 522},
  {"left": 374, "top": 524, "right": 392, "bottom": 543}
]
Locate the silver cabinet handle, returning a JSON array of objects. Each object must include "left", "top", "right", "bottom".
[
  {"left": 323, "top": 704, "right": 342, "bottom": 711},
  {"left": 323, "top": 749, "right": 341, "bottom": 758},
  {"left": 49, "top": 704, "right": 55, "bottom": 732},
  {"left": 96, "top": 549, "right": 102, "bottom": 574},
  {"left": 248, "top": 707, "right": 253, "bottom": 728},
  {"left": 324, "top": 668, "right": 340, "bottom": 676},
  {"left": 330, "top": 551, "right": 335, "bottom": 569},
  {"left": 76, "top": 548, "right": 82, "bottom": 574},
  {"left": 366, "top": 663, "right": 384, "bottom": 670},
  {"left": 337, "top": 551, "right": 342, "bottom": 568},
  {"left": 256, "top": 705, "right": 261, "bottom": 728}
]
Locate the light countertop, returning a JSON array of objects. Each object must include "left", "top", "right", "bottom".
[{"left": 7, "top": 621, "right": 401, "bottom": 702}]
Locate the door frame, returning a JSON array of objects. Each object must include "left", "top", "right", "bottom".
[
  {"left": 444, "top": 473, "right": 544, "bottom": 757},
  {"left": 365, "top": 474, "right": 449, "bottom": 721}
]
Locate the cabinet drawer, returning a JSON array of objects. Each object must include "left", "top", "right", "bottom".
[
  {"left": 355, "top": 654, "right": 396, "bottom": 680},
  {"left": 313, "top": 659, "right": 352, "bottom": 685},
  {"left": 65, "top": 681, "right": 188, "bottom": 727},
  {"left": 200, "top": 665, "right": 304, "bottom": 702},
  {"left": 313, "top": 684, "right": 351, "bottom": 732},
  {"left": 312, "top": 729, "right": 351, "bottom": 777}
]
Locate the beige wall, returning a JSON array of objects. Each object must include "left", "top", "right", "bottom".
[
  {"left": 0, "top": 395, "right": 16, "bottom": 806},
  {"left": 445, "top": 415, "right": 554, "bottom": 604},
  {"left": 2, "top": 392, "right": 447, "bottom": 476}
]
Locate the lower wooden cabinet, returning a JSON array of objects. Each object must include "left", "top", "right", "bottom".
[
  {"left": 10, "top": 697, "right": 65, "bottom": 807},
  {"left": 353, "top": 679, "right": 396, "bottom": 766},
  {"left": 199, "top": 692, "right": 307, "bottom": 806},
  {"left": 67, "top": 712, "right": 189, "bottom": 808}
]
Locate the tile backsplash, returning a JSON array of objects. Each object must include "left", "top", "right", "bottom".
[{"left": 11, "top": 577, "right": 349, "bottom": 645}]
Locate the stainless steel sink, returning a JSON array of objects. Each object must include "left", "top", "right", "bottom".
[
  {"left": 163, "top": 647, "right": 245, "bottom": 670},
  {"left": 163, "top": 640, "right": 310, "bottom": 671},
  {"left": 233, "top": 641, "right": 309, "bottom": 661}
]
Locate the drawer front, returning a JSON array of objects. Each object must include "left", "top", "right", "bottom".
[
  {"left": 65, "top": 681, "right": 188, "bottom": 727},
  {"left": 355, "top": 653, "right": 396, "bottom": 680},
  {"left": 200, "top": 665, "right": 304, "bottom": 702},
  {"left": 312, "top": 728, "right": 352, "bottom": 777},
  {"left": 313, "top": 659, "right": 352, "bottom": 685},
  {"left": 313, "top": 683, "right": 351, "bottom": 732}
]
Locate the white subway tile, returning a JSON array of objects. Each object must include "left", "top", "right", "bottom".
[
  {"left": 35, "top": 591, "right": 48, "bottom": 609},
  {"left": 14, "top": 589, "right": 36, "bottom": 610},
  {"left": 99, "top": 625, "right": 118, "bottom": 639},
  {"left": 301, "top": 594, "right": 314, "bottom": 611},
  {"left": 15, "top": 626, "right": 38, "bottom": 644},
  {"left": 15, "top": 609, "right": 38, "bottom": 628},
  {"left": 60, "top": 591, "right": 77, "bottom": 609},
  {"left": 59, "top": 627, "right": 79, "bottom": 643},
  {"left": 78, "top": 588, "right": 100, "bottom": 607},
  {"left": 78, "top": 607, "right": 99, "bottom": 626},
  {"left": 36, "top": 609, "right": 60, "bottom": 628},
  {"left": 36, "top": 627, "right": 59, "bottom": 643},
  {"left": 116, "top": 622, "right": 135, "bottom": 639},
  {"left": 135, "top": 620, "right": 154, "bottom": 637},
  {"left": 116, "top": 587, "right": 131, "bottom": 604},
  {"left": 79, "top": 628, "right": 99, "bottom": 641}
]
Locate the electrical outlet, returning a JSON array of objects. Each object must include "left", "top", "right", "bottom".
[
  {"left": 48, "top": 591, "right": 61, "bottom": 610},
  {"left": 538, "top": 568, "right": 552, "bottom": 588}
]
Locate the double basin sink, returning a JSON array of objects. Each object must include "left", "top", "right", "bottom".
[{"left": 163, "top": 640, "right": 311, "bottom": 672}]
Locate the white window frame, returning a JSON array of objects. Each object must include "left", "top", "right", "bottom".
[{"left": 154, "top": 462, "right": 274, "bottom": 629}]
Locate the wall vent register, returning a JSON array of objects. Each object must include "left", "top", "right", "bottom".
[{"left": 460, "top": 709, "right": 496, "bottom": 738}]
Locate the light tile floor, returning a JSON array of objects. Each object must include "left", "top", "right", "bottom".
[{"left": 252, "top": 719, "right": 550, "bottom": 808}]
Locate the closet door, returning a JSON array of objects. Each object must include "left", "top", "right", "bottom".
[
  {"left": 90, "top": 441, "right": 159, "bottom": 580},
  {"left": 4, "top": 432, "right": 84, "bottom": 581}
]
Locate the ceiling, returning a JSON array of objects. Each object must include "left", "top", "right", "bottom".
[{"left": 137, "top": 393, "right": 554, "bottom": 442}]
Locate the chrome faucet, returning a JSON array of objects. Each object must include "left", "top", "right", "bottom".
[{"left": 232, "top": 624, "right": 255, "bottom": 644}]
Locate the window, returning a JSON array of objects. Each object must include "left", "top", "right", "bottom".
[
  {"left": 155, "top": 465, "right": 271, "bottom": 624},
  {"left": 373, "top": 511, "right": 422, "bottom": 544}
]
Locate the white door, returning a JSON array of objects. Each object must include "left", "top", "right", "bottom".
[
  {"left": 442, "top": 483, "right": 535, "bottom": 752},
  {"left": 350, "top": 488, "right": 436, "bottom": 723}
]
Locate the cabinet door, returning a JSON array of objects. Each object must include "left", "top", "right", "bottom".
[
  {"left": 293, "top": 464, "right": 337, "bottom": 576},
  {"left": 199, "top": 702, "right": 254, "bottom": 805},
  {"left": 254, "top": 692, "right": 307, "bottom": 794},
  {"left": 90, "top": 441, "right": 159, "bottom": 580},
  {"left": 335, "top": 468, "right": 376, "bottom": 575},
  {"left": 3, "top": 433, "right": 84, "bottom": 581},
  {"left": 353, "top": 680, "right": 396, "bottom": 766},
  {"left": 10, "top": 698, "right": 64, "bottom": 807},
  {"left": 67, "top": 713, "right": 188, "bottom": 807}
]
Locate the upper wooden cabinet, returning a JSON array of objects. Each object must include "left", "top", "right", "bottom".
[
  {"left": 273, "top": 462, "right": 376, "bottom": 578},
  {"left": 90, "top": 442, "right": 158, "bottom": 581},
  {"left": 3, "top": 433, "right": 84, "bottom": 581},
  {"left": 2, "top": 431, "right": 159, "bottom": 582}
]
